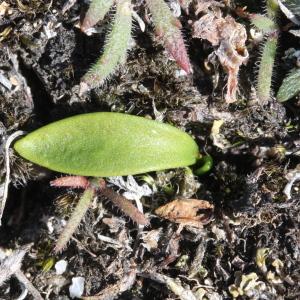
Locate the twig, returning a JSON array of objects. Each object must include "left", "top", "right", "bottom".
[
  {"left": 62, "top": 0, "right": 77, "bottom": 14},
  {"left": 0, "top": 246, "right": 42, "bottom": 300},
  {"left": 0, "top": 248, "right": 26, "bottom": 285},
  {"left": 97, "top": 234, "right": 125, "bottom": 249},
  {"left": 82, "top": 261, "right": 137, "bottom": 300},
  {"left": 138, "top": 272, "right": 197, "bottom": 300},
  {"left": 0, "top": 131, "right": 26, "bottom": 226},
  {"left": 15, "top": 270, "right": 43, "bottom": 300},
  {"left": 188, "top": 237, "right": 207, "bottom": 278},
  {"left": 71, "top": 237, "right": 97, "bottom": 258}
]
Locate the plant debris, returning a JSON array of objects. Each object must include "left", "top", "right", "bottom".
[
  {"left": 283, "top": 164, "right": 300, "bottom": 200},
  {"left": 155, "top": 199, "right": 214, "bottom": 228},
  {"left": 0, "top": 246, "right": 42, "bottom": 299},
  {"left": 192, "top": 4, "right": 248, "bottom": 103},
  {"left": 0, "top": 0, "right": 299, "bottom": 299}
]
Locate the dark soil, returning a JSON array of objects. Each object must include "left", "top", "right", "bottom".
[{"left": 0, "top": 1, "right": 299, "bottom": 299}]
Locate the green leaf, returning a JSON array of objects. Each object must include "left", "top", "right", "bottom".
[
  {"left": 277, "top": 68, "right": 300, "bottom": 102},
  {"left": 14, "top": 113, "right": 199, "bottom": 176}
]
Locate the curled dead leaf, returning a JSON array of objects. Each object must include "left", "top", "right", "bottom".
[
  {"left": 193, "top": 12, "right": 248, "bottom": 103},
  {"left": 155, "top": 199, "right": 214, "bottom": 228}
]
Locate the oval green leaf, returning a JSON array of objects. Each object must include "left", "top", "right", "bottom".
[
  {"left": 14, "top": 112, "right": 199, "bottom": 177},
  {"left": 277, "top": 68, "right": 300, "bottom": 102}
]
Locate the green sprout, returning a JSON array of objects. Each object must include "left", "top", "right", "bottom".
[
  {"left": 276, "top": 0, "right": 300, "bottom": 102},
  {"left": 14, "top": 112, "right": 209, "bottom": 252},
  {"left": 251, "top": 0, "right": 280, "bottom": 102},
  {"left": 252, "top": 0, "right": 300, "bottom": 102},
  {"left": 79, "top": 0, "right": 192, "bottom": 93}
]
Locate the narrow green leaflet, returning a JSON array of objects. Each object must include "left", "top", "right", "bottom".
[{"left": 257, "top": 34, "right": 278, "bottom": 102}]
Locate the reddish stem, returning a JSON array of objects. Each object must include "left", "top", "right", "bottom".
[
  {"left": 51, "top": 176, "right": 89, "bottom": 189},
  {"left": 100, "top": 187, "right": 149, "bottom": 226}
]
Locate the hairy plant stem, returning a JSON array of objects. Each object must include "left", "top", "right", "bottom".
[
  {"left": 81, "top": 0, "right": 115, "bottom": 32},
  {"left": 255, "top": 0, "right": 280, "bottom": 102},
  {"left": 52, "top": 176, "right": 149, "bottom": 253},
  {"left": 145, "top": 0, "right": 192, "bottom": 73},
  {"left": 257, "top": 32, "right": 279, "bottom": 102},
  {"left": 100, "top": 188, "right": 149, "bottom": 225},
  {"left": 80, "top": 0, "right": 132, "bottom": 93},
  {"left": 54, "top": 187, "right": 95, "bottom": 253},
  {"left": 80, "top": 0, "right": 193, "bottom": 93}
]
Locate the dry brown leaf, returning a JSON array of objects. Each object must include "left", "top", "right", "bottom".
[
  {"left": 193, "top": 12, "right": 248, "bottom": 103},
  {"left": 155, "top": 199, "right": 214, "bottom": 228}
]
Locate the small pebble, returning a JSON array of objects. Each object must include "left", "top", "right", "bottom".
[
  {"left": 55, "top": 260, "right": 68, "bottom": 275},
  {"left": 69, "top": 277, "right": 85, "bottom": 299}
]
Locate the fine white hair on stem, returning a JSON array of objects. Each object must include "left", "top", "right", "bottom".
[{"left": 0, "top": 130, "right": 26, "bottom": 226}]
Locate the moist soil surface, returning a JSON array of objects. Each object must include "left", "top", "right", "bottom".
[{"left": 0, "top": 1, "right": 299, "bottom": 299}]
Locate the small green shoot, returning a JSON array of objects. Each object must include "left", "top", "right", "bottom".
[
  {"left": 80, "top": 0, "right": 132, "bottom": 93},
  {"left": 14, "top": 112, "right": 204, "bottom": 253},
  {"left": 251, "top": 0, "right": 279, "bottom": 102},
  {"left": 80, "top": 0, "right": 192, "bottom": 92}
]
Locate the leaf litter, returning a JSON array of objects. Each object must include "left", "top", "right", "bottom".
[
  {"left": 192, "top": 2, "right": 249, "bottom": 103},
  {"left": 0, "top": 0, "right": 299, "bottom": 299},
  {"left": 155, "top": 198, "right": 214, "bottom": 229}
]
